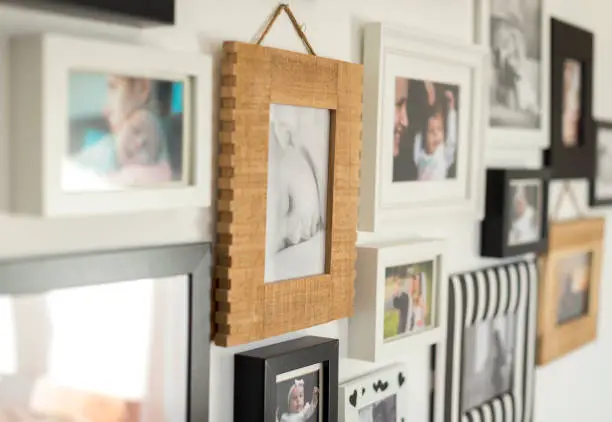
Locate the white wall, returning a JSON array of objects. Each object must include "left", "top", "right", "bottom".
[{"left": 0, "top": 0, "right": 611, "bottom": 421}]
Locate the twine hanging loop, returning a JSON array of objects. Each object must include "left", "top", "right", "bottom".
[{"left": 255, "top": 3, "right": 317, "bottom": 56}]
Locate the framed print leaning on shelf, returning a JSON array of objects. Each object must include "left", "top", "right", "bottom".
[
  {"left": 359, "top": 22, "right": 487, "bottom": 231},
  {"left": 481, "top": 168, "right": 550, "bottom": 258},
  {"left": 349, "top": 239, "right": 447, "bottom": 362},
  {"left": 215, "top": 42, "right": 362, "bottom": 346},
  {"left": 544, "top": 19, "right": 594, "bottom": 179},
  {"left": 589, "top": 120, "right": 612, "bottom": 206},
  {"left": 475, "top": 0, "right": 549, "bottom": 149},
  {"left": 537, "top": 218, "right": 604, "bottom": 365},
  {"left": 445, "top": 259, "right": 537, "bottom": 422},
  {"left": 9, "top": 33, "right": 212, "bottom": 216}
]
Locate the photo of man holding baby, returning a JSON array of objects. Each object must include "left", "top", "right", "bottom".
[{"left": 392, "top": 77, "right": 460, "bottom": 183}]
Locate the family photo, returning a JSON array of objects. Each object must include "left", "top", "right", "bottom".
[
  {"left": 562, "top": 59, "right": 583, "bottom": 147},
  {"left": 595, "top": 127, "right": 612, "bottom": 200},
  {"left": 392, "top": 76, "right": 460, "bottom": 182},
  {"left": 64, "top": 71, "right": 187, "bottom": 192},
  {"left": 507, "top": 179, "right": 542, "bottom": 246},
  {"left": 489, "top": 0, "right": 541, "bottom": 128},
  {"left": 276, "top": 364, "right": 322, "bottom": 422},
  {"left": 264, "top": 104, "right": 331, "bottom": 283},
  {"left": 383, "top": 260, "right": 435, "bottom": 341},
  {"left": 358, "top": 394, "right": 396, "bottom": 422},
  {"left": 557, "top": 252, "right": 592, "bottom": 324},
  {"left": 462, "top": 315, "right": 516, "bottom": 412}
]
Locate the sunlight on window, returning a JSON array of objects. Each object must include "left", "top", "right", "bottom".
[{"left": 0, "top": 296, "right": 16, "bottom": 375}]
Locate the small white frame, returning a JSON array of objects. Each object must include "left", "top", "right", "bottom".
[
  {"left": 348, "top": 238, "right": 448, "bottom": 363},
  {"left": 359, "top": 22, "right": 487, "bottom": 232},
  {"left": 475, "top": 0, "right": 550, "bottom": 150},
  {"left": 8, "top": 33, "right": 212, "bottom": 216}
]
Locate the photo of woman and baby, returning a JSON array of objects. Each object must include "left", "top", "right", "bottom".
[
  {"left": 384, "top": 261, "right": 434, "bottom": 341},
  {"left": 393, "top": 77, "right": 460, "bottom": 183},
  {"left": 64, "top": 71, "right": 187, "bottom": 192},
  {"left": 275, "top": 364, "right": 322, "bottom": 422}
]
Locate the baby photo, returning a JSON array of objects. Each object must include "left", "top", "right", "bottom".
[
  {"left": 358, "top": 394, "right": 396, "bottom": 422},
  {"left": 383, "top": 260, "right": 435, "bottom": 341},
  {"left": 264, "top": 104, "right": 331, "bottom": 283},
  {"left": 461, "top": 315, "right": 516, "bottom": 412},
  {"left": 507, "top": 179, "right": 541, "bottom": 247},
  {"left": 392, "top": 77, "right": 460, "bottom": 183},
  {"left": 595, "top": 127, "right": 612, "bottom": 200},
  {"left": 276, "top": 363, "right": 322, "bottom": 422},
  {"left": 557, "top": 252, "right": 592, "bottom": 325},
  {"left": 562, "top": 59, "right": 583, "bottom": 147},
  {"left": 489, "top": 0, "right": 542, "bottom": 129},
  {"left": 64, "top": 71, "right": 187, "bottom": 192}
]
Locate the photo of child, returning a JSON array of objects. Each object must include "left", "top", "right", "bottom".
[
  {"left": 557, "top": 252, "right": 592, "bottom": 325},
  {"left": 383, "top": 260, "right": 435, "bottom": 341},
  {"left": 276, "top": 364, "right": 322, "bottom": 422},
  {"left": 358, "top": 394, "right": 396, "bottom": 422},
  {"left": 507, "top": 179, "right": 541, "bottom": 247},
  {"left": 64, "top": 72, "right": 187, "bottom": 192},
  {"left": 392, "top": 77, "right": 459, "bottom": 183},
  {"left": 562, "top": 59, "right": 583, "bottom": 147},
  {"left": 595, "top": 127, "right": 612, "bottom": 200}
]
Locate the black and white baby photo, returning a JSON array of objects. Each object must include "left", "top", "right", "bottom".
[
  {"left": 358, "top": 394, "right": 397, "bottom": 422},
  {"left": 557, "top": 252, "right": 592, "bottom": 325},
  {"left": 507, "top": 180, "right": 541, "bottom": 247},
  {"left": 264, "top": 104, "right": 331, "bottom": 283},
  {"left": 461, "top": 315, "right": 516, "bottom": 412},
  {"left": 490, "top": 0, "right": 542, "bottom": 129},
  {"left": 276, "top": 363, "right": 322, "bottom": 422}
]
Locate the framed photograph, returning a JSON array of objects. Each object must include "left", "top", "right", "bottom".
[
  {"left": 445, "top": 259, "right": 537, "bottom": 422},
  {"left": 537, "top": 218, "right": 604, "bottom": 365},
  {"left": 481, "top": 168, "right": 550, "bottom": 257},
  {"left": 234, "top": 336, "right": 339, "bottom": 422},
  {"left": 544, "top": 19, "right": 594, "bottom": 179},
  {"left": 215, "top": 42, "right": 362, "bottom": 346},
  {"left": 9, "top": 33, "right": 212, "bottom": 216},
  {"left": 589, "top": 120, "right": 612, "bottom": 206},
  {"left": 0, "top": 243, "right": 211, "bottom": 421},
  {"left": 349, "top": 239, "right": 447, "bottom": 362},
  {"left": 359, "top": 22, "right": 487, "bottom": 231},
  {"left": 476, "top": 0, "right": 549, "bottom": 149}
]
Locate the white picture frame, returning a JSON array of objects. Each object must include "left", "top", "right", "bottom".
[
  {"left": 8, "top": 33, "right": 212, "bottom": 217},
  {"left": 445, "top": 259, "right": 537, "bottom": 422},
  {"left": 475, "top": 0, "right": 550, "bottom": 150},
  {"left": 359, "top": 22, "right": 487, "bottom": 232},
  {"left": 348, "top": 239, "right": 448, "bottom": 363}
]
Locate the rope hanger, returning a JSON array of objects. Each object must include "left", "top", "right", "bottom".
[
  {"left": 255, "top": 3, "right": 317, "bottom": 56},
  {"left": 551, "top": 181, "right": 587, "bottom": 220}
]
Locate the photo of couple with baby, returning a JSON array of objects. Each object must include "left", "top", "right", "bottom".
[
  {"left": 393, "top": 77, "right": 460, "bottom": 183},
  {"left": 64, "top": 71, "right": 187, "bottom": 192}
]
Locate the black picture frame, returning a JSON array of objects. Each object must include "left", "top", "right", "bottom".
[
  {"left": 589, "top": 120, "right": 612, "bottom": 207},
  {"left": 544, "top": 18, "right": 594, "bottom": 179},
  {"left": 481, "top": 168, "right": 550, "bottom": 258},
  {"left": 234, "top": 336, "right": 339, "bottom": 422},
  {"left": 0, "top": 243, "right": 210, "bottom": 422}
]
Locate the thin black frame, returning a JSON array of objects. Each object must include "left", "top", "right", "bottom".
[
  {"left": 544, "top": 18, "right": 594, "bottom": 179},
  {"left": 0, "top": 243, "right": 211, "bottom": 422},
  {"left": 480, "top": 168, "right": 550, "bottom": 258},
  {"left": 234, "top": 336, "right": 339, "bottom": 422},
  {"left": 589, "top": 120, "right": 612, "bottom": 206}
]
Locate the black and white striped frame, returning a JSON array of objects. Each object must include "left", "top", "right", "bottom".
[{"left": 444, "top": 259, "right": 538, "bottom": 422}]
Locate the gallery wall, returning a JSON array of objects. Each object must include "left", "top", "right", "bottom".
[{"left": 0, "top": 0, "right": 611, "bottom": 421}]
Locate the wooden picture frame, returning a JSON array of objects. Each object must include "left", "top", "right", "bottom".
[
  {"left": 537, "top": 218, "right": 604, "bottom": 365},
  {"left": 445, "top": 259, "right": 538, "bottom": 422},
  {"left": 215, "top": 42, "right": 363, "bottom": 346},
  {"left": 0, "top": 243, "right": 211, "bottom": 421},
  {"left": 544, "top": 19, "right": 594, "bottom": 179},
  {"left": 480, "top": 168, "right": 550, "bottom": 258},
  {"left": 234, "top": 336, "right": 339, "bottom": 422},
  {"left": 9, "top": 33, "right": 212, "bottom": 217},
  {"left": 589, "top": 120, "right": 612, "bottom": 206}
]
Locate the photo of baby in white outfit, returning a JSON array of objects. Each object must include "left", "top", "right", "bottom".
[
  {"left": 276, "top": 364, "right": 322, "bottom": 422},
  {"left": 507, "top": 180, "right": 542, "bottom": 246}
]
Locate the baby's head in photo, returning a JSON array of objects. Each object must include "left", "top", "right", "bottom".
[
  {"left": 116, "top": 108, "right": 166, "bottom": 167},
  {"left": 288, "top": 379, "right": 305, "bottom": 413},
  {"left": 424, "top": 104, "right": 446, "bottom": 154},
  {"left": 104, "top": 75, "right": 152, "bottom": 135}
]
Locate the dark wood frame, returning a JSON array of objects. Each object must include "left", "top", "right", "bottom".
[
  {"left": 544, "top": 18, "right": 594, "bottom": 179},
  {"left": 480, "top": 168, "right": 550, "bottom": 258},
  {"left": 589, "top": 120, "right": 612, "bottom": 206},
  {"left": 0, "top": 243, "right": 211, "bottom": 422},
  {"left": 234, "top": 336, "right": 339, "bottom": 422}
]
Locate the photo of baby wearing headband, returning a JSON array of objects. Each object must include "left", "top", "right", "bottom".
[{"left": 276, "top": 363, "right": 323, "bottom": 422}]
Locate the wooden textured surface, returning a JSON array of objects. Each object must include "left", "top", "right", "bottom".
[
  {"left": 537, "top": 218, "right": 604, "bottom": 365},
  {"left": 215, "top": 42, "right": 362, "bottom": 347}
]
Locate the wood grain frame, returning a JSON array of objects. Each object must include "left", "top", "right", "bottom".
[
  {"left": 537, "top": 218, "right": 604, "bottom": 365},
  {"left": 215, "top": 42, "right": 363, "bottom": 347}
]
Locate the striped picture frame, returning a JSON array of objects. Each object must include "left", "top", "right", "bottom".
[{"left": 444, "top": 259, "right": 538, "bottom": 422}]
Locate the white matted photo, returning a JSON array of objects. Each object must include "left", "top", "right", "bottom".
[
  {"left": 595, "top": 126, "right": 612, "bottom": 201},
  {"left": 507, "top": 179, "right": 542, "bottom": 247},
  {"left": 276, "top": 363, "right": 323, "bottom": 422},
  {"left": 360, "top": 23, "right": 487, "bottom": 231},
  {"left": 264, "top": 104, "right": 331, "bottom": 283}
]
